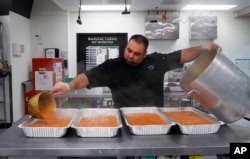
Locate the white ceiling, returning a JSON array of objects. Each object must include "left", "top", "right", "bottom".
[{"left": 52, "top": 0, "right": 250, "bottom": 12}]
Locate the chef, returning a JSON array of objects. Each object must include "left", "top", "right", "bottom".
[{"left": 51, "top": 34, "right": 220, "bottom": 108}]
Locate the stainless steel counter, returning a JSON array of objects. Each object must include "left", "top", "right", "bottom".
[{"left": 1, "top": 116, "right": 250, "bottom": 157}]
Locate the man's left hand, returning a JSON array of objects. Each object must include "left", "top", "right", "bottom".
[{"left": 202, "top": 43, "right": 221, "bottom": 52}]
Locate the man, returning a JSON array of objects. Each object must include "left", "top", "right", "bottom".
[{"left": 51, "top": 34, "right": 220, "bottom": 108}]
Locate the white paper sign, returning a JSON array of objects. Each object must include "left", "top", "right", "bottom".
[
  {"left": 53, "top": 62, "right": 63, "bottom": 81},
  {"left": 35, "top": 71, "right": 53, "bottom": 90}
]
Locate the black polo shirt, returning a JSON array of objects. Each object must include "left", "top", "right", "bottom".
[{"left": 85, "top": 50, "right": 183, "bottom": 108}]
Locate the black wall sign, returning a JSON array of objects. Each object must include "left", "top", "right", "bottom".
[{"left": 76, "top": 33, "right": 128, "bottom": 73}]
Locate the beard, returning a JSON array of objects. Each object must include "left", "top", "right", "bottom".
[{"left": 125, "top": 59, "right": 136, "bottom": 66}]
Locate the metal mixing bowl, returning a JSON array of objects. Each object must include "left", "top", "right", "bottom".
[{"left": 28, "top": 92, "right": 56, "bottom": 119}]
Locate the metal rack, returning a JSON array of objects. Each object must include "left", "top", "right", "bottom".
[
  {"left": 0, "top": 22, "right": 9, "bottom": 127},
  {"left": 0, "top": 77, "right": 7, "bottom": 126}
]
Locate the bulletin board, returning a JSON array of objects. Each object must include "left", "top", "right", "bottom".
[
  {"left": 145, "top": 15, "right": 179, "bottom": 39},
  {"left": 189, "top": 16, "right": 217, "bottom": 40},
  {"left": 76, "top": 33, "right": 128, "bottom": 74}
]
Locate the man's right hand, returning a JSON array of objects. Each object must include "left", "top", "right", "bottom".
[{"left": 51, "top": 81, "right": 70, "bottom": 96}]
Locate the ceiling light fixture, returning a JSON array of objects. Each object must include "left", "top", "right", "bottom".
[
  {"left": 81, "top": 5, "right": 130, "bottom": 11},
  {"left": 122, "top": 0, "right": 130, "bottom": 14},
  {"left": 76, "top": 0, "right": 82, "bottom": 25},
  {"left": 182, "top": 5, "right": 237, "bottom": 10}
]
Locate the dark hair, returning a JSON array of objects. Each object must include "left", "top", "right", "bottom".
[{"left": 129, "top": 34, "right": 149, "bottom": 51}]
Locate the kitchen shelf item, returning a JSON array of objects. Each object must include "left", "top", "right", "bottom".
[
  {"left": 120, "top": 107, "right": 175, "bottom": 135},
  {"left": 18, "top": 108, "right": 78, "bottom": 137},
  {"left": 159, "top": 107, "right": 223, "bottom": 134},
  {"left": 71, "top": 108, "right": 122, "bottom": 137}
]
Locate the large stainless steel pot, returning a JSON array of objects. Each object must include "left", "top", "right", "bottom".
[{"left": 180, "top": 49, "right": 250, "bottom": 123}]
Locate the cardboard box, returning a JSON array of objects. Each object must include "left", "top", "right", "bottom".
[{"left": 32, "top": 58, "right": 64, "bottom": 91}]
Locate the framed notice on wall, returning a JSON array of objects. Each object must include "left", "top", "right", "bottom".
[
  {"left": 77, "top": 33, "right": 128, "bottom": 74},
  {"left": 189, "top": 16, "right": 217, "bottom": 40},
  {"left": 145, "top": 15, "right": 180, "bottom": 40}
]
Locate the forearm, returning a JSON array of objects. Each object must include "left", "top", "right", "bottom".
[
  {"left": 180, "top": 43, "right": 221, "bottom": 64},
  {"left": 180, "top": 45, "right": 203, "bottom": 64},
  {"left": 68, "top": 73, "right": 89, "bottom": 90}
]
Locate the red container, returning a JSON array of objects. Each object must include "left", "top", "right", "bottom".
[
  {"left": 32, "top": 58, "right": 64, "bottom": 91},
  {"left": 24, "top": 91, "right": 41, "bottom": 115}
]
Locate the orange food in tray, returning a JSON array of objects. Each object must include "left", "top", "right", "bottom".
[
  {"left": 30, "top": 117, "right": 71, "bottom": 127},
  {"left": 164, "top": 111, "right": 213, "bottom": 125},
  {"left": 77, "top": 115, "right": 119, "bottom": 127},
  {"left": 30, "top": 111, "right": 71, "bottom": 127},
  {"left": 125, "top": 113, "right": 167, "bottom": 125}
]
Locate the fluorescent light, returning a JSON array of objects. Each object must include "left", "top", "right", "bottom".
[
  {"left": 182, "top": 5, "right": 237, "bottom": 10},
  {"left": 81, "top": 5, "right": 131, "bottom": 11}
]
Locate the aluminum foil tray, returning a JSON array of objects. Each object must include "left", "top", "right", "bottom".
[
  {"left": 18, "top": 108, "right": 78, "bottom": 137},
  {"left": 71, "top": 108, "right": 122, "bottom": 137},
  {"left": 159, "top": 107, "right": 224, "bottom": 134},
  {"left": 120, "top": 107, "right": 175, "bottom": 135}
]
